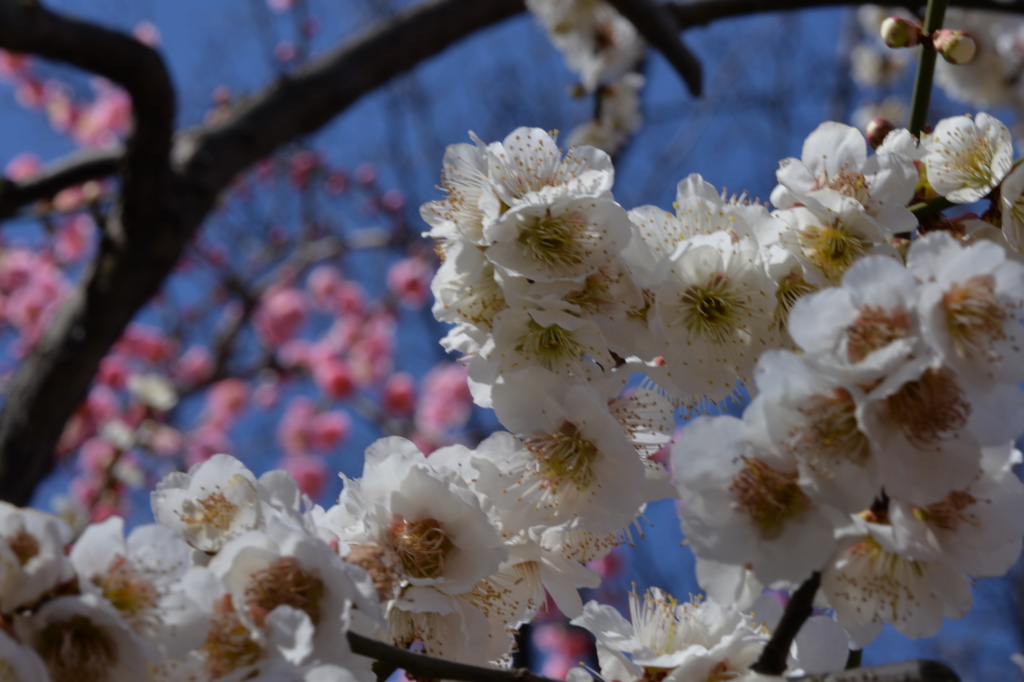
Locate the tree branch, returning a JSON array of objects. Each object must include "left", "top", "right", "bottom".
[
  {"left": 752, "top": 571, "right": 821, "bottom": 675},
  {"left": 0, "top": 0, "right": 176, "bottom": 506},
  {"left": 0, "top": 147, "right": 122, "bottom": 221},
  {"left": 605, "top": 0, "right": 702, "bottom": 95}
]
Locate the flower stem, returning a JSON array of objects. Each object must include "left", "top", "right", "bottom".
[
  {"left": 909, "top": 195, "right": 955, "bottom": 218},
  {"left": 908, "top": 0, "right": 948, "bottom": 138}
]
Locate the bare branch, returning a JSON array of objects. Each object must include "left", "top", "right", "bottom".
[
  {"left": 752, "top": 572, "right": 821, "bottom": 676},
  {"left": 606, "top": 0, "right": 702, "bottom": 95},
  {"left": 0, "top": 0, "right": 175, "bottom": 505},
  {"left": 0, "top": 147, "right": 122, "bottom": 222}
]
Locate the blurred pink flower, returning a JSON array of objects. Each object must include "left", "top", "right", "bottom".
[
  {"left": 383, "top": 372, "right": 416, "bottom": 416},
  {"left": 387, "top": 257, "right": 432, "bottom": 309},
  {"left": 313, "top": 358, "right": 354, "bottom": 400},
  {"left": 4, "top": 153, "right": 40, "bottom": 181},
  {"left": 55, "top": 214, "right": 95, "bottom": 263},
  {"left": 255, "top": 286, "right": 307, "bottom": 347},
  {"left": 309, "top": 410, "right": 351, "bottom": 451},
  {"left": 280, "top": 454, "right": 328, "bottom": 498}
]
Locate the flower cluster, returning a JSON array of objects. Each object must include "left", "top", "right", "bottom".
[
  {"left": 424, "top": 110, "right": 1024, "bottom": 663},
  {"left": 0, "top": 455, "right": 384, "bottom": 681}
]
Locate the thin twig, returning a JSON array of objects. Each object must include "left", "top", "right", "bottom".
[{"left": 908, "top": 0, "right": 948, "bottom": 138}]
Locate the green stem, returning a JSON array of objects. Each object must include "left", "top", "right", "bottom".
[
  {"left": 907, "top": 0, "right": 948, "bottom": 138},
  {"left": 909, "top": 195, "right": 955, "bottom": 217}
]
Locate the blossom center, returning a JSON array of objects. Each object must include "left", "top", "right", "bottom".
[
  {"left": 943, "top": 275, "right": 1007, "bottom": 360},
  {"left": 795, "top": 387, "right": 871, "bottom": 472},
  {"left": 7, "top": 528, "right": 39, "bottom": 565},
  {"left": 798, "top": 222, "right": 867, "bottom": 284},
  {"left": 202, "top": 610, "right": 262, "bottom": 680},
  {"left": 729, "top": 457, "right": 811, "bottom": 539},
  {"left": 823, "top": 169, "right": 871, "bottom": 205},
  {"left": 96, "top": 557, "right": 158, "bottom": 623},
  {"left": 344, "top": 542, "right": 399, "bottom": 602},
  {"left": 936, "top": 133, "right": 995, "bottom": 188},
  {"left": 244, "top": 556, "right": 325, "bottom": 626},
  {"left": 516, "top": 211, "right": 593, "bottom": 268},
  {"left": 37, "top": 615, "right": 118, "bottom": 682},
  {"left": 884, "top": 366, "right": 970, "bottom": 447},
  {"left": 524, "top": 421, "right": 600, "bottom": 491},
  {"left": 515, "top": 319, "right": 586, "bottom": 371},
  {"left": 390, "top": 517, "right": 454, "bottom": 580},
  {"left": 180, "top": 490, "right": 238, "bottom": 532},
  {"left": 679, "top": 272, "right": 745, "bottom": 345},
  {"left": 846, "top": 304, "right": 912, "bottom": 363}
]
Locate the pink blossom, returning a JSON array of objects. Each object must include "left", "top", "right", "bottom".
[
  {"left": 148, "top": 425, "right": 183, "bottom": 456},
  {"left": 4, "top": 153, "right": 40, "bottom": 181},
  {"left": 186, "top": 425, "right": 232, "bottom": 467},
  {"left": 324, "top": 171, "right": 348, "bottom": 196},
  {"left": 72, "top": 80, "right": 131, "bottom": 147},
  {"left": 15, "top": 79, "right": 44, "bottom": 109},
  {"left": 132, "top": 21, "right": 161, "bottom": 47},
  {"left": 52, "top": 185, "right": 87, "bottom": 212},
  {"left": 79, "top": 438, "right": 116, "bottom": 475},
  {"left": 175, "top": 345, "right": 212, "bottom": 384},
  {"left": 416, "top": 362, "right": 471, "bottom": 435},
  {"left": 313, "top": 358, "right": 354, "bottom": 400},
  {"left": 44, "top": 80, "right": 75, "bottom": 134},
  {"left": 86, "top": 385, "right": 121, "bottom": 424},
  {"left": 253, "top": 382, "right": 279, "bottom": 408},
  {"left": 387, "top": 257, "right": 432, "bottom": 309},
  {"left": 280, "top": 454, "right": 328, "bottom": 498},
  {"left": 255, "top": 287, "right": 307, "bottom": 347},
  {"left": 267, "top": 0, "right": 297, "bottom": 12},
  {"left": 383, "top": 372, "right": 416, "bottom": 416},
  {"left": 309, "top": 410, "right": 351, "bottom": 451},
  {"left": 301, "top": 17, "right": 320, "bottom": 37},
  {"left": 307, "top": 265, "right": 343, "bottom": 310},
  {"left": 278, "top": 397, "right": 316, "bottom": 456},
  {"left": 97, "top": 355, "right": 130, "bottom": 389},
  {"left": 55, "top": 214, "right": 95, "bottom": 263},
  {"left": 274, "top": 41, "right": 298, "bottom": 64},
  {"left": 381, "top": 189, "right": 406, "bottom": 212},
  {"left": 0, "top": 249, "right": 36, "bottom": 291},
  {"left": 354, "top": 163, "right": 376, "bottom": 185},
  {"left": 117, "top": 324, "right": 174, "bottom": 362},
  {"left": 336, "top": 281, "right": 366, "bottom": 315},
  {"left": 0, "top": 50, "right": 29, "bottom": 82},
  {"left": 278, "top": 339, "right": 312, "bottom": 369},
  {"left": 205, "top": 378, "right": 249, "bottom": 425},
  {"left": 288, "top": 150, "right": 319, "bottom": 188}
]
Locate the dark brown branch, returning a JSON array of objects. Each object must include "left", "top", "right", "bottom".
[
  {"left": 606, "top": 0, "right": 702, "bottom": 95},
  {"left": 752, "top": 571, "right": 821, "bottom": 675},
  {"left": 0, "top": 147, "right": 121, "bottom": 221},
  {"left": 347, "top": 632, "right": 558, "bottom": 682},
  {"left": 0, "top": 0, "right": 175, "bottom": 506}
]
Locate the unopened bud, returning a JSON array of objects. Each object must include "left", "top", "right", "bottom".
[
  {"left": 933, "top": 29, "right": 977, "bottom": 65},
  {"left": 880, "top": 16, "right": 921, "bottom": 48},
  {"left": 865, "top": 118, "right": 897, "bottom": 149}
]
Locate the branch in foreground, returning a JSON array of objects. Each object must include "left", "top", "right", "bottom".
[
  {"left": 752, "top": 572, "right": 821, "bottom": 676},
  {"left": 605, "top": 0, "right": 703, "bottom": 95},
  {"left": 0, "top": 147, "right": 122, "bottom": 222},
  {"left": 347, "top": 631, "right": 960, "bottom": 682}
]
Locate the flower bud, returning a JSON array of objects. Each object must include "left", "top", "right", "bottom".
[
  {"left": 880, "top": 16, "right": 921, "bottom": 48},
  {"left": 865, "top": 117, "right": 897, "bottom": 149},
  {"left": 933, "top": 29, "right": 977, "bottom": 65}
]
